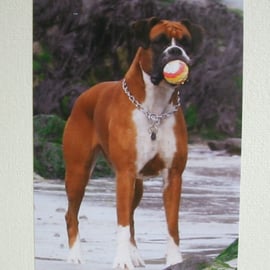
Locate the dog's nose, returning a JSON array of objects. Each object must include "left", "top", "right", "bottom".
[
  {"left": 151, "top": 75, "right": 160, "bottom": 85},
  {"left": 168, "top": 47, "right": 182, "bottom": 56},
  {"left": 164, "top": 45, "right": 191, "bottom": 63}
]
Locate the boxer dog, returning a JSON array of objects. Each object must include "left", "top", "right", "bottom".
[{"left": 63, "top": 17, "right": 203, "bottom": 269}]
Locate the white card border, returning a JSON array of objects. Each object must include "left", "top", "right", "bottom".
[{"left": 1, "top": 0, "right": 270, "bottom": 269}]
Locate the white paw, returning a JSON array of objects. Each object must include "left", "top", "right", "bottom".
[
  {"left": 166, "top": 237, "right": 183, "bottom": 266},
  {"left": 113, "top": 225, "right": 145, "bottom": 269},
  {"left": 113, "top": 242, "right": 145, "bottom": 269},
  {"left": 113, "top": 254, "right": 134, "bottom": 270},
  {"left": 67, "top": 235, "right": 84, "bottom": 264},
  {"left": 130, "top": 243, "right": 145, "bottom": 267},
  {"left": 113, "top": 239, "right": 134, "bottom": 270}
]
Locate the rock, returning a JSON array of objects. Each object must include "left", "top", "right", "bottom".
[
  {"left": 224, "top": 138, "right": 241, "bottom": 155},
  {"left": 208, "top": 140, "right": 227, "bottom": 151},
  {"left": 92, "top": 154, "right": 114, "bottom": 178},
  {"left": 163, "top": 239, "right": 238, "bottom": 270},
  {"left": 208, "top": 138, "right": 241, "bottom": 155},
  {"left": 33, "top": 79, "right": 87, "bottom": 119},
  {"left": 163, "top": 256, "right": 212, "bottom": 270},
  {"left": 201, "top": 239, "right": 238, "bottom": 269},
  {"left": 33, "top": 41, "right": 42, "bottom": 55},
  {"left": 34, "top": 141, "right": 65, "bottom": 179},
  {"left": 202, "top": 260, "right": 235, "bottom": 270},
  {"left": 33, "top": 0, "right": 243, "bottom": 136},
  {"left": 33, "top": 172, "right": 45, "bottom": 181}
]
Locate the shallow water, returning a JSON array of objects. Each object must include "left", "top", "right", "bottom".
[{"left": 34, "top": 144, "right": 240, "bottom": 270}]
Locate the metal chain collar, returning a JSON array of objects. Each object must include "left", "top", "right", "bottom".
[{"left": 122, "top": 78, "right": 181, "bottom": 140}]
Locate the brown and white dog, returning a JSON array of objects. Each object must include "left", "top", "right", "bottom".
[{"left": 63, "top": 17, "right": 203, "bottom": 269}]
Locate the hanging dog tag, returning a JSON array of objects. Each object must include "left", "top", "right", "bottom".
[
  {"left": 151, "top": 132, "right": 156, "bottom": 141},
  {"left": 149, "top": 125, "right": 158, "bottom": 141}
]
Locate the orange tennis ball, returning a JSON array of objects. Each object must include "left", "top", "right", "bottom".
[{"left": 163, "top": 60, "right": 189, "bottom": 85}]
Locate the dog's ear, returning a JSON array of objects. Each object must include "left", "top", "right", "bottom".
[
  {"left": 131, "top": 17, "right": 161, "bottom": 49},
  {"left": 181, "top": 20, "right": 204, "bottom": 53}
]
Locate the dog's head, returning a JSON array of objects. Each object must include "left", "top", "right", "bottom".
[{"left": 132, "top": 17, "right": 204, "bottom": 85}]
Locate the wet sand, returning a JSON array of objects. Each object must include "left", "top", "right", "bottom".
[{"left": 34, "top": 144, "right": 240, "bottom": 269}]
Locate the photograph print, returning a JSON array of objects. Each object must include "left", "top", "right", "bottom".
[{"left": 33, "top": 0, "right": 243, "bottom": 269}]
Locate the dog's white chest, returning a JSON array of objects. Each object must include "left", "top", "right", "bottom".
[
  {"left": 133, "top": 110, "right": 176, "bottom": 177},
  {"left": 131, "top": 72, "right": 178, "bottom": 177}
]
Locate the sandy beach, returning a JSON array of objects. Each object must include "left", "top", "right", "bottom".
[{"left": 34, "top": 144, "right": 240, "bottom": 269}]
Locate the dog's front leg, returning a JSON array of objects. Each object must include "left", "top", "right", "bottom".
[
  {"left": 163, "top": 170, "right": 183, "bottom": 266},
  {"left": 113, "top": 171, "right": 138, "bottom": 270}
]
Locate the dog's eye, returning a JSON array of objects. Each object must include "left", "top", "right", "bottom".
[
  {"left": 151, "top": 35, "right": 170, "bottom": 48},
  {"left": 177, "top": 36, "right": 191, "bottom": 48}
]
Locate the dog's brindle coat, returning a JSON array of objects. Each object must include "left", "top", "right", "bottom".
[{"left": 63, "top": 17, "right": 203, "bottom": 269}]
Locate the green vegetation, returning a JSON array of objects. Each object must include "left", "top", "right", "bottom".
[
  {"left": 33, "top": 43, "right": 53, "bottom": 86},
  {"left": 185, "top": 104, "right": 198, "bottom": 131},
  {"left": 34, "top": 114, "right": 114, "bottom": 179},
  {"left": 34, "top": 142, "right": 65, "bottom": 179},
  {"left": 228, "top": 8, "right": 243, "bottom": 18},
  {"left": 33, "top": 47, "right": 52, "bottom": 72},
  {"left": 34, "top": 114, "right": 66, "bottom": 144},
  {"left": 201, "top": 239, "right": 238, "bottom": 270},
  {"left": 216, "top": 239, "right": 238, "bottom": 264},
  {"left": 92, "top": 154, "right": 114, "bottom": 178},
  {"left": 200, "top": 125, "right": 227, "bottom": 140},
  {"left": 34, "top": 115, "right": 66, "bottom": 179},
  {"left": 60, "top": 95, "right": 72, "bottom": 119}
]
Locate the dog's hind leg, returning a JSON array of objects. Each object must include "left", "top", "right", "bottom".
[
  {"left": 65, "top": 166, "right": 89, "bottom": 264},
  {"left": 63, "top": 115, "right": 99, "bottom": 264}
]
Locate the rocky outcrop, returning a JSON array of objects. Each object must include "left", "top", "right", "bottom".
[
  {"left": 208, "top": 138, "right": 241, "bottom": 155},
  {"left": 33, "top": 0, "right": 243, "bottom": 137},
  {"left": 164, "top": 239, "right": 238, "bottom": 270},
  {"left": 164, "top": 256, "right": 212, "bottom": 270}
]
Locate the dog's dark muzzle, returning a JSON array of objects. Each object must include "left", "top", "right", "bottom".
[
  {"left": 151, "top": 46, "right": 191, "bottom": 86},
  {"left": 164, "top": 45, "right": 191, "bottom": 64}
]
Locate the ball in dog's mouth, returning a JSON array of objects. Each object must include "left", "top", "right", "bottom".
[{"left": 163, "top": 60, "right": 189, "bottom": 85}]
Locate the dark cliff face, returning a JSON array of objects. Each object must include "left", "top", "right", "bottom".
[{"left": 33, "top": 0, "right": 243, "bottom": 137}]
